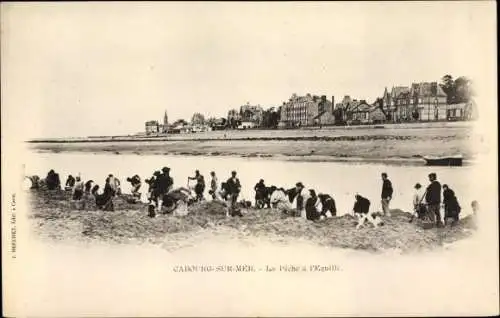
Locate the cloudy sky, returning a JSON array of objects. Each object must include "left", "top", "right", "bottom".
[{"left": 1, "top": 2, "right": 495, "bottom": 138}]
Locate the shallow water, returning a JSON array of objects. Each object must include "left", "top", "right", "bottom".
[{"left": 25, "top": 151, "right": 479, "bottom": 216}]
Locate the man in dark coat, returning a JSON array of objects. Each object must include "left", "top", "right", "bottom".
[
  {"left": 145, "top": 171, "right": 161, "bottom": 203},
  {"left": 318, "top": 193, "right": 337, "bottom": 217},
  {"left": 157, "top": 167, "right": 174, "bottom": 195},
  {"left": 156, "top": 167, "right": 174, "bottom": 211},
  {"left": 381, "top": 173, "right": 393, "bottom": 217},
  {"left": 226, "top": 171, "right": 242, "bottom": 216},
  {"left": 353, "top": 194, "right": 382, "bottom": 229},
  {"left": 45, "top": 170, "right": 61, "bottom": 190},
  {"left": 305, "top": 189, "right": 321, "bottom": 221},
  {"left": 254, "top": 179, "right": 267, "bottom": 209},
  {"left": 425, "top": 172, "right": 443, "bottom": 227},
  {"left": 443, "top": 184, "right": 461, "bottom": 225},
  {"left": 65, "top": 175, "right": 76, "bottom": 190}
]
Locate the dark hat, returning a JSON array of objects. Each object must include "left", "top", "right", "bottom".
[
  {"left": 259, "top": 179, "right": 264, "bottom": 183},
  {"left": 153, "top": 171, "right": 161, "bottom": 176},
  {"left": 415, "top": 183, "right": 422, "bottom": 189},
  {"left": 296, "top": 182, "right": 304, "bottom": 188},
  {"left": 162, "top": 167, "right": 170, "bottom": 172},
  {"left": 309, "top": 189, "right": 316, "bottom": 196},
  {"left": 428, "top": 172, "right": 436, "bottom": 178},
  {"left": 231, "top": 170, "right": 237, "bottom": 175}
]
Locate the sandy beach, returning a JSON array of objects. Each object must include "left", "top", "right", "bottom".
[{"left": 29, "top": 189, "right": 477, "bottom": 253}]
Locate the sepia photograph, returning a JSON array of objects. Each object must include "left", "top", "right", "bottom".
[{"left": 2, "top": 1, "right": 498, "bottom": 317}]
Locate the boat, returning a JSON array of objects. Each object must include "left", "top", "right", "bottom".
[{"left": 423, "top": 154, "right": 463, "bottom": 166}]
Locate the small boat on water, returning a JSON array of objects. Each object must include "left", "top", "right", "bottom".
[{"left": 423, "top": 154, "right": 463, "bottom": 166}]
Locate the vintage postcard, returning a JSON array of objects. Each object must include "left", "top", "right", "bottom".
[{"left": 2, "top": 1, "right": 498, "bottom": 317}]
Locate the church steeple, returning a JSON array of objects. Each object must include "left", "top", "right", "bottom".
[{"left": 163, "top": 110, "right": 168, "bottom": 126}]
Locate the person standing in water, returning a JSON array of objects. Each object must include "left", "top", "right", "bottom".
[{"left": 381, "top": 173, "right": 393, "bottom": 217}]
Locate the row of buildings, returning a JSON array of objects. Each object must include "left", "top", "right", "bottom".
[
  {"left": 278, "top": 81, "right": 478, "bottom": 127},
  {"left": 145, "top": 111, "right": 211, "bottom": 135},
  {"left": 145, "top": 79, "right": 478, "bottom": 134},
  {"left": 227, "top": 102, "right": 264, "bottom": 127}
]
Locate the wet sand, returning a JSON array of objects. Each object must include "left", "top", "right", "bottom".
[{"left": 28, "top": 124, "right": 486, "bottom": 162}]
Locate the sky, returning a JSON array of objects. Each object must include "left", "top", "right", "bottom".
[{"left": 1, "top": 2, "right": 496, "bottom": 138}]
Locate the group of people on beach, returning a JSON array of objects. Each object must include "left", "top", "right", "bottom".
[{"left": 29, "top": 167, "right": 476, "bottom": 229}]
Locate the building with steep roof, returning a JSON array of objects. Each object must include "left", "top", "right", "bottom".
[
  {"left": 381, "top": 82, "right": 447, "bottom": 122},
  {"left": 410, "top": 82, "right": 447, "bottom": 121},
  {"left": 240, "top": 103, "right": 264, "bottom": 125},
  {"left": 279, "top": 93, "right": 335, "bottom": 127},
  {"left": 346, "top": 100, "right": 372, "bottom": 124}
]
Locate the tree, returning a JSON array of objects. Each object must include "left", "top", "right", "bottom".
[
  {"left": 260, "top": 107, "right": 279, "bottom": 129},
  {"left": 205, "top": 117, "right": 217, "bottom": 127},
  {"left": 191, "top": 113, "right": 205, "bottom": 125},
  {"left": 172, "top": 119, "right": 188, "bottom": 127},
  {"left": 455, "top": 76, "right": 474, "bottom": 103},
  {"left": 230, "top": 118, "right": 237, "bottom": 129},
  {"left": 440, "top": 74, "right": 456, "bottom": 104}
]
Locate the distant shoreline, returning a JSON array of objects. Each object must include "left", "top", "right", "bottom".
[{"left": 27, "top": 121, "right": 474, "bottom": 143}]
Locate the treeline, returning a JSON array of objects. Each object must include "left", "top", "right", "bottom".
[{"left": 440, "top": 75, "right": 474, "bottom": 104}]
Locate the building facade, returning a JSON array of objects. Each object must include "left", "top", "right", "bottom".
[
  {"left": 240, "top": 103, "right": 264, "bottom": 125},
  {"left": 145, "top": 120, "right": 159, "bottom": 135},
  {"left": 279, "top": 93, "right": 335, "bottom": 127},
  {"left": 347, "top": 100, "right": 372, "bottom": 124},
  {"left": 381, "top": 86, "right": 410, "bottom": 121},
  {"left": 381, "top": 82, "right": 448, "bottom": 122},
  {"left": 369, "top": 104, "right": 387, "bottom": 123},
  {"left": 447, "top": 101, "right": 478, "bottom": 121},
  {"left": 411, "top": 82, "right": 448, "bottom": 121}
]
